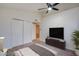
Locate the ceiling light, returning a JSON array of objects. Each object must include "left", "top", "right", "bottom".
[{"left": 48, "top": 7, "right": 52, "bottom": 11}]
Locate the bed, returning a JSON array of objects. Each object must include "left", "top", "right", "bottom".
[{"left": 6, "top": 43, "right": 57, "bottom": 56}]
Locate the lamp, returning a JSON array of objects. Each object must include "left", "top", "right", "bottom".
[
  {"left": 0, "top": 37, "right": 5, "bottom": 39},
  {"left": 0, "top": 37, "right": 5, "bottom": 52}
]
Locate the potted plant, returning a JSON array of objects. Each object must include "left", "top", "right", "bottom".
[{"left": 72, "top": 30, "right": 79, "bottom": 55}]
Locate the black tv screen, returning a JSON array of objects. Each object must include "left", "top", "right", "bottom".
[{"left": 49, "top": 27, "right": 64, "bottom": 39}]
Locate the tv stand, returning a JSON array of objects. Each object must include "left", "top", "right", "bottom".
[{"left": 45, "top": 37, "right": 65, "bottom": 50}]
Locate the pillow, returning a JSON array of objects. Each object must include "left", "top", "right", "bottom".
[{"left": 14, "top": 51, "right": 22, "bottom": 56}]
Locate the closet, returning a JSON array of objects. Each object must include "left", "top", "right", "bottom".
[
  {"left": 11, "top": 19, "right": 24, "bottom": 47},
  {"left": 11, "top": 19, "right": 33, "bottom": 47}
]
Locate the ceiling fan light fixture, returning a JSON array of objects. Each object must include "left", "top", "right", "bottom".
[{"left": 48, "top": 7, "right": 52, "bottom": 11}]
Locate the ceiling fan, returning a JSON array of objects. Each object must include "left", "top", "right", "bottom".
[{"left": 38, "top": 3, "right": 59, "bottom": 14}]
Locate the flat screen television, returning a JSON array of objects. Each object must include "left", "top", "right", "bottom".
[{"left": 49, "top": 27, "right": 64, "bottom": 39}]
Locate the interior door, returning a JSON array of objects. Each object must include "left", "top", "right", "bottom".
[
  {"left": 11, "top": 20, "right": 24, "bottom": 47},
  {"left": 36, "top": 24, "right": 40, "bottom": 41}
]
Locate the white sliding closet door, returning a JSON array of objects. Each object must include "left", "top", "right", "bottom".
[
  {"left": 11, "top": 20, "right": 24, "bottom": 47},
  {"left": 24, "top": 21, "right": 32, "bottom": 43}
]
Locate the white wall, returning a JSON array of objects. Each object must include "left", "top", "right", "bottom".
[
  {"left": 41, "top": 7, "right": 79, "bottom": 50},
  {"left": 0, "top": 7, "right": 40, "bottom": 48}
]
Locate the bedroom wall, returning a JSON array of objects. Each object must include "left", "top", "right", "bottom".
[
  {"left": 41, "top": 7, "right": 79, "bottom": 50},
  {"left": 0, "top": 7, "right": 40, "bottom": 48}
]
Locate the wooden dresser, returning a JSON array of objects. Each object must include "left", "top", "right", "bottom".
[{"left": 46, "top": 37, "right": 65, "bottom": 50}]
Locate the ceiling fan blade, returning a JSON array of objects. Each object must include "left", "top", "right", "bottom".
[
  {"left": 46, "top": 3, "right": 52, "bottom": 7},
  {"left": 53, "top": 8, "right": 59, "bottom": 11},
  {"left": 53, "top": 3, "right": 59, "bottom": 6},
  {"left": 38, "top": 8, "right": 47, "bottom": 10}
]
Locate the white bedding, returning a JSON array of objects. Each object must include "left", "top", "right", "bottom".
[
  {"left": 14, "top": 43, "right": 57, "bottom": 56},
  {"left": 14, "top": 47, "right": 39, "bottom": 56},
  {"left": 14, "top": 50, "right": 22, "bottom": 56}
]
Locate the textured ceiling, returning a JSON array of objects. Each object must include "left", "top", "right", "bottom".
[{"left": 0, "top": 3, "right": 79, "bottom": 16}]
